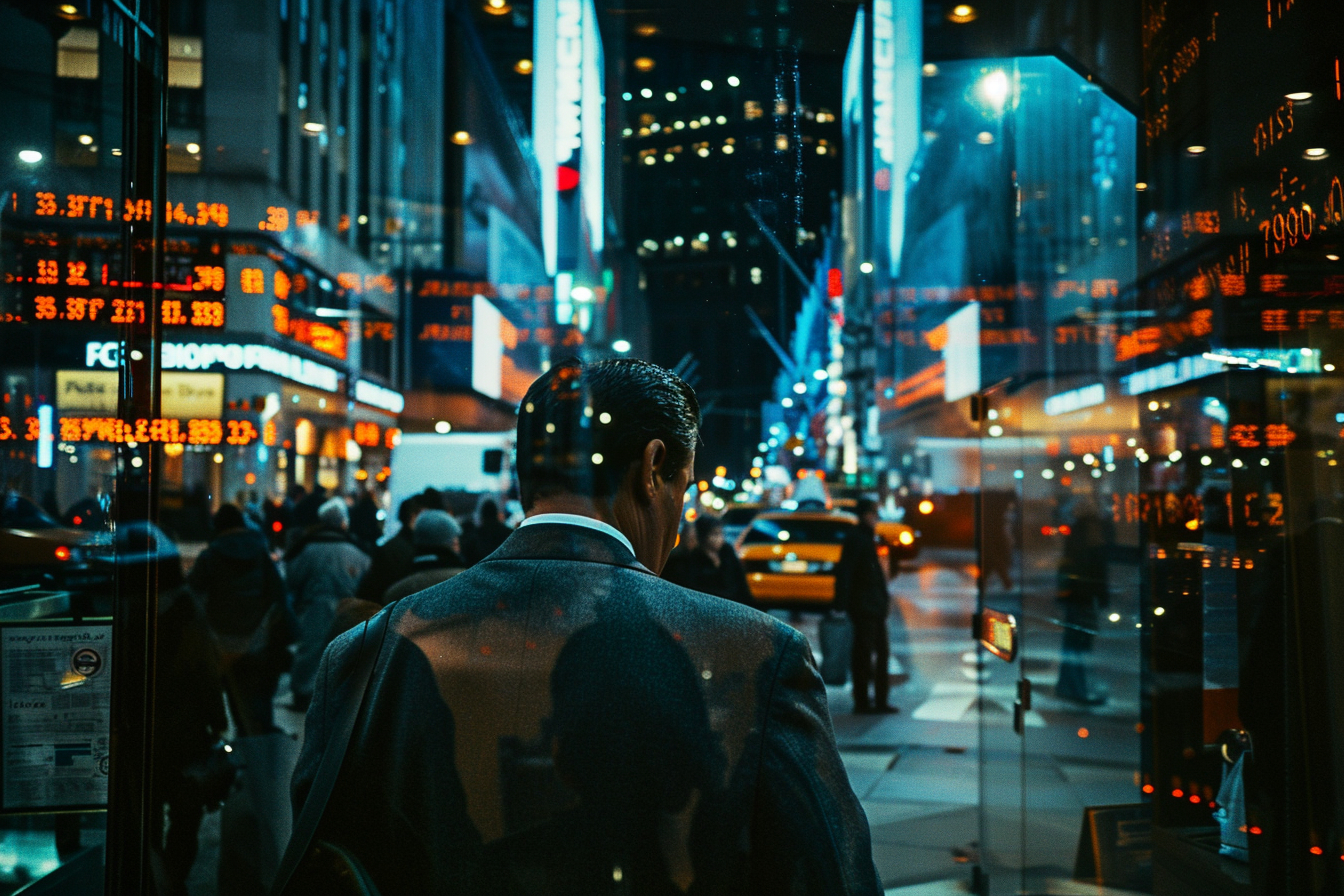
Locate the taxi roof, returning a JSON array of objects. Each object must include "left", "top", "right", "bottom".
[{"left": 754, "top": 510, "right": 858, "bottom": 523}]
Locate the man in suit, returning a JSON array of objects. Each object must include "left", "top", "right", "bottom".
[
  {"left": 291, "top": 358, "right": 879, "bottom": 894},
  {"left": 834, "top": 498, "right": 898, "bottom": 714}
]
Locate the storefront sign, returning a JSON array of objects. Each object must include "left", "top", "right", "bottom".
[
  {"left": 1044, "top": 383, "right": 1106, "bottom": 416},
  {"left": 84, "top": 341, "right": 340, "bottom": 392},
  {"left": 56, "top": 371, "right": 118, "bottom": 413},
  {"left": 57, "top": 370, "right": 224, "bottom": 418},
  {"left": 354, "top": 379, "right": 404, "bottom": 414},
  {"left": 161, "top": 373, "right": 225, "bottom": 419},
  {"left": 1121, "top": 355, "right": 1224, "bottom": 395}
]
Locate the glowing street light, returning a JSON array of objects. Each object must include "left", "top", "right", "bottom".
[{"left": 612, "top": 339, "right": 632, "bottom": 353}]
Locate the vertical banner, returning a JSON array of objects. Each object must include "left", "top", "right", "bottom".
[
  {"left": 871, "top": 0, "right": 921, "bottom": 279},
  {"left": 534, "top": 0, "right": 603, "bottom": 278}
]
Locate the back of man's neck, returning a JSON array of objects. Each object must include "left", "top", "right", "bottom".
[{"left": 527, "top": 495, "right": 617, "bottom": 527}]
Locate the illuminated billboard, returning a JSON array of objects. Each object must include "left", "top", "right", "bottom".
[
  {"left": 534, "top": 0, "right": 604, "bottom": 280},
  {"left": 410, "top": 274, "right": 570, "bottom": 404}
]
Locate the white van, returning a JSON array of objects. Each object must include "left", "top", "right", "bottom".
[{"left": 386, "top": 432, "right": 515, "bottom": 534}]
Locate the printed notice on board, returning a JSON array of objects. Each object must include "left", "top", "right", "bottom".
[{"left": 2, "top": 626, "right": 112, "bottom": 810}]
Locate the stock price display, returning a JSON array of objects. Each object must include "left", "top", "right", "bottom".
[
  {"left": 0, "top": 416, "right": 259, "bottom": 446},
  {"left": 3, "top": 245, "right": 226, "bottom": 329}
]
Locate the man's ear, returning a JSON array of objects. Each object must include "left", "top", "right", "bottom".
[{"left": 639, "top": 439, "right": 669, "bottom": 503}]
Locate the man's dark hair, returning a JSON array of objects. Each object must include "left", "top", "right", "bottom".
[
  {"left": 212, "top": 503, "right": 246, "bottom": 534},
  {"left": 516, "top": 358, "right": 700, "bottom": 510},
  {"left": 694, "top": 514, "right": 723, "bottom": 543},
  {"left": 855, "top": 497, "right": 880, "bottom": 518}
]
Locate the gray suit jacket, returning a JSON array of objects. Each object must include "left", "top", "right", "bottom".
[{"left": 292, "top": 523, "right": 880, "bottom": 894}]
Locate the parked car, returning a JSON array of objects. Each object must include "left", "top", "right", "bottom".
[{"left": 0, "top": 494, "right": 101, "bottom": 592}]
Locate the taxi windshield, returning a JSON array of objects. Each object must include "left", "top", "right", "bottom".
[{"left": 741, "top": 517, "right": 853, "bottom": 544}]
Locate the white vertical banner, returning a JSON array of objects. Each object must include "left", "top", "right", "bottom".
[
  {"left": 472, "top": 294, "right": 504, "bottom": 400},
  {"left": 533, "top": 0, "right": 559, "bottom": 276},
  {"left": 580, "top": 0, "right": 604, "bottom": 257}
]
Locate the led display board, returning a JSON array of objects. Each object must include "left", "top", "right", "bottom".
[{"left": 411, "top": 274, "right": 572, "bottom": 403}]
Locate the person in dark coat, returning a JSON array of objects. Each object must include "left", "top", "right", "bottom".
[
  {"left": 287, "top": 486, "right": 327, "bottom": 552},
  {"left": 187, "top": 504, "right": 289, "bottom": 734},
  {"left": 834, "top": 498, "right": 897, "bottom": 714},
  {"left": 464, "top": 498, "right": 513, "bottom": 564},
  {"left": 356, "top": 496, "right": 424, "bottom": 602},
  {"left": 662, "top": 514, "right": 752, "bottom": 604},
  {"left": 1054, "top": 499, "right": 1112, "bottom": 705},
  {"left": 382, "top": 510, "right": 467, "bottom": 603},
  {"left": 349, "top": 487, "right": 384, "bottom": 553},
  {"left": 291, "top": 358, "right": 880, "bottom": 894},
  {"left": 151, "top": 586, "right": 229, "bottom": 896},
  {"left": 287, "top": 498, "right": 371, "bottom": 711}
]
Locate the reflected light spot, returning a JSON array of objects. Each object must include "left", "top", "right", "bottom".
[{"left": 947, "top": 4, "right": 977, "bottom": 23}]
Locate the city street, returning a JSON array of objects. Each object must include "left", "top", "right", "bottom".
[
  {"left": 169, "top": 546, "right": 1148, "bottom": 896},
  {"left": 785, "top": 547, "right": 1147, "bottom": 894}
]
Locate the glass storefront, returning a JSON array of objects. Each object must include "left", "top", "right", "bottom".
[
  {"left": 1, "top": 0, "right": 1342, "bottom": 892},
  {"left": 844, "top": 2, "right": 1344, "bottom": 893}
]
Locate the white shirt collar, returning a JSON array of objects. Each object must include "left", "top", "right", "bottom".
[{"left": 519, "top": 513, "right": 636, "bottom": 556}]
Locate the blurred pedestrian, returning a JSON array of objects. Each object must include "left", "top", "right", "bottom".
[
  {"left": 355, "top": 495, "right": 424, "bottom": 602},
  {"left": 349, "top": 486, "right": 383, "bottom": 552},
  {"left": 150, "top": 586, "right": 229, "bottom": 896},
  {"left": 662, "top": 514, "right": 751, "bottom": 604},
  {"left": 285, "top": 498, "right": 371, "bottom": 711},
  {"left": 1054, "top": 499, "right": 1112, "bottom": 705},
  {"left": 834, "top": 498, "right": 897, "bottom": 714},
  {"left": 286, "top": 359, "right": 879, "bottom": 894},
  {"left": 464, "top": 497, "right": 512, "bottom": 564},
  {"left": 382, "top": 510, "right": 467, "bottom": 602},
  {"left": 187, "top": 504, "right": 289, "bottom": 734},
  {"left": 287, "top": 485, "right": 326, "bottom": 552}
]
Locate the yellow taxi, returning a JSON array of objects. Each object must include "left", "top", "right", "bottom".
[{"left": 735, "top": 511, "right": 859, "bottom": 607}]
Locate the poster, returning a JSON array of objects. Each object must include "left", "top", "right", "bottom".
[{"left": 2, "top": 625, "right": 112, "bottom": 810}]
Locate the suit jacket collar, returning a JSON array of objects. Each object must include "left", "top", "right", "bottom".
[{"left": 484, "top": 522, "right": 654, "bottom": 575}]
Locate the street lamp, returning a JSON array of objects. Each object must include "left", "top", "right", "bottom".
[{"left": 611, "top": 339, "right": 632, "bottom": 353}]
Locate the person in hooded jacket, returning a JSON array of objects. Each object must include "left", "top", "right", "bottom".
[
  {"left": 186, "top": 503, "right": 288, "bottom": 734},
  {"left": 383, "top": 509, "right": 468, "bottom": 602},
  {"left": 285, "top": 497, "right": 371, "bottom": 711}
]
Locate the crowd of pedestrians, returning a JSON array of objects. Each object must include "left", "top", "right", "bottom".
[{"left": 149, "top": 482, "right": 522, "bottom": 894}]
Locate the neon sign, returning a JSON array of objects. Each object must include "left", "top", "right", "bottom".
[
  {"left": 354, "top": 380, "right": 404, "bottom": 414},
  {"left": 1044, "top": 383, "right": 1106, "bottom": 416},
  {"left": 85, "top": 341, "right": 340, "bottom": 392}
]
